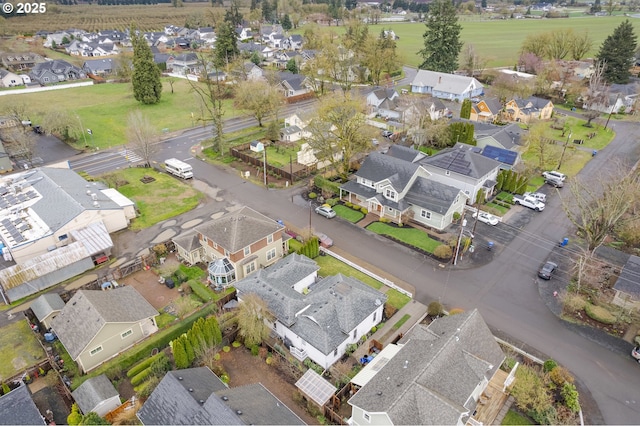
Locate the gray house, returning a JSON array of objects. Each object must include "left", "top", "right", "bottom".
[
  {"left": 30, "top": 293, "right": 65, "bottom": 330},
  {"left": 340, "top": 146, "right": 468, "bottom": 230},
  {"left": 29, "top": 59, "right": 86, "bottom": 85},
  {"left": 234, "top": 254, "right": 387, "bottom": 369},
  {"left": 348, "top": 309, "right": 506, "bottom": 425},
  {"left": 613, "top": 254, "right": 640, "bottom": 310},
  {"left": 137, "top": 367, "right": 304, "bottom": 425},
  {"left": 51, "top": 286, "right": 158, "bottom": 373},
  {"left": 411, "top": 70, "right": 484, "bottom": 101},
  {"left": 0, "top": 384, "right": 45, "bottom": 425},
  {"left": 71, "top": 374, "right": 121, "bottom": 417},
  {"left": 82, "top": 58, "right": 114, "bottom": 76}
]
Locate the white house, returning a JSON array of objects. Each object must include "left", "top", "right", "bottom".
[
  {"left": 71, "top": 374, "right": 121, "bottom": 417},
  {"left": 0, "top": 69, "right": 23, "bottom": 87},
  {"left": 234, "top": 254, "right": 387, "bottom": 370},
  {"left": 411, "top": 70, "right": 484, "bottom": 101}
]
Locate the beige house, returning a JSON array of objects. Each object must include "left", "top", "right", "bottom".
[
  {"left": 503, "top": 96, "right": 554, "bottom": 124},
  {"left": 51, "top": 286, "right": 158, "bottom": 373},
  {"left": 172, "top": 206, "right": 288, "bottom": 288},
  {"left": 29, "top": 293, "right": 65, "bottom": 330}
]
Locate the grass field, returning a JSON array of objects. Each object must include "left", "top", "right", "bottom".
[
  {"left": 106, "top": 168, "right": 204, "bottom": 230},
  {"left": 315, "top": 255, "right": 384, "bottom": 290},
  {"left": 1, "top": 78, "right": 236, "bottom": 150},
  {"left": 333, "top": 204, "right": 365, "bottom": 223},
  {"left": 366, "top": 222, "right": 442, "bottom": 253},
  {"left": 386, "top": 289, "right": 411, "bottom": 310},
  {"left": 0, "top": 320, "right": 46, "bottom": 381}
]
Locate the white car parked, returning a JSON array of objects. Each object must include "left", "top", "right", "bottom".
[
  {"left": 542, "top": 171, "right": 567, "bottom": 182},
  {"left": 524, "top": 192, "right": 547, "bottom": 203},
  {"left": 472, "top": 211, "right": 500, "bottom": 226}
]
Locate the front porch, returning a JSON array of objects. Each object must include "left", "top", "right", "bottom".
[{"left": 468, "top": 369, "right": 514, "bottom": 425}]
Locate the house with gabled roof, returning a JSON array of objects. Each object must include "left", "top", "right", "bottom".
[
  {"left": 469, "top": 97, "right": 503, "bottom": 123},
  {"left": 503, "top": 96, "right": 554, "bottom": 123},
  {"left": 279, "top": 71, "right": 312, "bottom": 98},
  {"left": 411, "top": 70, "right": 484, "bottom": 101},
  {"left": 238, "top": 42, "right": 274, "bottom": 58},
  {"left": 0, "top": 384, "right": 45, "bottom": 425},
  {"left": 612, "top": 254, "right": 640, "bottom": 310},
  {"left": 348, "top": 309, "right": 506, "bottom": 426},
  {"left": 172, "top": 206, "right": 287, "bottom": 287},
  {"left": 82, "top": 58, "right": 114, "bottom": 76},
  {"left": 29, "top": 59, "right": 86, "bottom": 85},
  {"left": 340, "top": 146, "right": 468, "bottom": 230},
  {"left": 0, "top": 52, "right": 44, "bottom": 71},
  {"left": 0, "top": 69, "right": 23, "bottom": 87},
  {"left": 71, "top": 374, "right": 121, "bottom": 417},
  {"left": 167, "top": 52, "right": 200, "bottom": 75},
  {"left": 138, "top": 367, "right": 304, "bottom": 425},
  {"left": 29, "top": 292, "right": 65, "bottom": 330},
  {"left": 234, "top": 253, "right": 387, "bottom": 369},
  {"left": 418, "top": 143, "right": 502, "bottom": 203},
  {"left": 473, "top": 122, "right": 525, "bottom": 152},
  {"left": 51, "top": 286, "right": 158, "bottom": 373},
  {"left": 480, "top": 145, "right": 519, "bottom": 170}
]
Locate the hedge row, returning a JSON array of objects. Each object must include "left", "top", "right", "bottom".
[
  {"left": 314, "top": 176, "right": 340, "bottom": 197},
  {"left": 130, "top": 367, "right": 154, "bottom": 387},
  {"left": 189, "top": 279, "right": 214, "bottom": 302},
  {"left": 127, "top": 352, "right": 166, "bottom": 378}
]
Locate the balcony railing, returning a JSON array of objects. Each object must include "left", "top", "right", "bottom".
[{"left": 289, "top": 346, "right": 308, "bottom": 362}]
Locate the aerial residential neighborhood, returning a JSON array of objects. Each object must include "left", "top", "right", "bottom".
[{"left": 0, "top": 0, "right": 639, "bottom": 425}]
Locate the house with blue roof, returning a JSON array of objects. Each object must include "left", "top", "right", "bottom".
[
  {"left": 481, "top": 145, "right": 519, "bottom": 170},
  {"left": 340, "top": 146, "right": 468, "bottom": 230}
]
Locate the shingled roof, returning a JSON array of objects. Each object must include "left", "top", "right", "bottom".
[
  {"left": 71, "top": 374, "right": 119, "bottom": 415},
  {"left": 354, "top": 152, "right": 420, "bottom": 192},
  {"left": 419, "top": 145, "right": 501, "bottom": 178},
  {"left": 51, "top": 286, "right": 158, "bottom": 360},
  {"left": 349, "top": 309, "right": 505, "bottom": 425},
  {"left": 194, "top": 206, "right": 282, "bottom": 253},
  {"left": 0, "top": 384, "right": 44, "bottom": 426}
]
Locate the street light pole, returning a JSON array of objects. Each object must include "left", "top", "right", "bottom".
[{"left": 557, "top": 131, "right": 571, "bottom": 170}]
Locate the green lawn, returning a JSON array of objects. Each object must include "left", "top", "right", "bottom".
[
  {"left": 366, "top": 222, "right": 441, "bottom": 253},
  {"left": 386, "top": 289, "right": 411, "bottom": 311},
  {"left": 543, "top": 116, "right": 615, "bottom": 151},
  {"left": 501, "top": 409, "right": 532, "bottom": 425},
  {"left": 392, "top": 314, "right": 411, "bottom": 330},
  {"left": 105, "top": 168, "right": 204, "bottom": 230},
  {"left": 2, "top": 78, "right": 237, "bottom": 150},
  {"left": 0, "top": 320, "right": 46, "bottom": 381},
  {"left": 333, "top": 205, "right": 365, "bottom": 223},
  {"left": 314, "top": 255, "right": 384, "bottom": 290},
  {"left": 522, "top": 145, "right": 593, "bottom": 177},
  {"left": 311, "top": 16, "right": 640, "bottom": 67},
  {"left": 155, "top": 312, "right": 177, "bottom": 329},
  {"left": 486, "top": 202, "right": 510, "bottom": 215},
  {"left": 265, "top": 142, "right": 301, "bottom": 168}
]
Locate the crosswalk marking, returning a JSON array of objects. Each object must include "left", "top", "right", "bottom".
[{"left": 118, "top": 149, "right": 143, "bottom": 163}]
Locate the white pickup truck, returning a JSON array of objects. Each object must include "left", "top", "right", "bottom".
[
  {"left": 513, "top": 194, "right": 545, "bottom": 211},
  {"left": 524, "top": 192, "right": 547, "bottom": 203}
]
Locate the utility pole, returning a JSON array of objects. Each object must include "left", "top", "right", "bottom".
[
  {"left": 557, "top": 131, "right": 571, "bottom": 170},
  {"left": 453, "top": 217, "right": 467, "bottom": 266},
  {"left": 263, "top": 147, "right": 268, "bottom": 187},
  {"left": 604, "top": 93, "right": 621, "bottom": 130}
]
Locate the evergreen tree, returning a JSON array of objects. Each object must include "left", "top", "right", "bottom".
[
  {"left": 282, "top": 14, "right": 292, "bottom": 31},
  {"left": 199, "top": 317, "right": 214, "bottom": 347},
  {"left": 250, "top": 0, "right": 257, "bottom": 10},
  {"left": 188, "top": 322, "right": 203, "bottom": 355},
  {"left": 131, "top": 28, "right": 162, "bottom": 105},
  {"left": 250, "top": 51, "right": 261, "bottom": 66},
  {"left": 286, "top": 58, "right": 298, "bottom": 74},
  {"left": 67, "top": 403, "right": 83, "bottom": 426},
  {"left": 206, "top": 316, "right": 222, "bottom": 345},
  {"left": 224, "top": 1, "right": 243, "bottom": 27},
  {"left": 418, "top": 0, "right": 463, "bottom": 73},
  {"left": 172, "top": 337, "right": 189, "bottom": 369},
  {"left": 265, "top": 120, "right": 280, "bottom": 142},
  {"left": 596, "top": 19, "right": 637, "bottom": 84},
  {"left": 262, "top": 0, "right": 273, "bottom": 22},
  {"left": 214, "top": 22, "right": 239, "bottom": 69},
  {"left": 460, "top": 99, "right": 472, "bottom": 119},
  {"left": 345, "top": 0, "right": 357, "bottom": 10},
  {"left": 182, "top": 334, "right": 195, "bottom": 364}
]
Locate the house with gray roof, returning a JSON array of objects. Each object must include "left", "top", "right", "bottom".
[
  {"left": 167, "top": 52, "right": 200, "bottom": 75},
  {"left": 418, "top": 143, "right": 502, "bottom": 203},
  {"left": 504, "top": 96, "right": 554, "bottom": 124},
  {"left": 51, "top": 286, "right": 158, "bottom": 373},
  {"left": 29, "top": 59, "right": 86, "bottom": 85},
  {"left": 613, "top": 254, "right": 640, "bottom": 310},
  {"left": 172, "top": 206, "right": 287, "bottom": 286},
  {"left": 411, "top": 70, "right": 484, "bottom": 101},
  {"left": 279, "top": 72, "right": 312, "bottom": 98},
  {"left": 348, "top": 309, "right": 506, "bottom": 425},
  {"left": 71, "top": 374, "right": 120, "bottom": 417},
  {"left": 138, "top": 367, "right": 304, "bottom": 425},
  {"left": 234, "top": 253, "right": 387, "bottom": 369},
  {"left": 0, "top": 383, "right": 45, "bottom": 425},
  {"left": 29, "top": 293, "right": 65, "bottom": 330},
  {"left": 469, "top": 97, "right": 503, "bottom": 123},
  {"left": 0, "top": 69, "right": 23, "bottom": 87},
  {"left": 340, "top": 147, "right": 467, "bottom": 231},
  {"left": 82, "top": 58, "right": 114, "bottom": 76}
]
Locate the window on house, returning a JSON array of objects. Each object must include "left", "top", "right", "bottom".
[
  {"left": 353, "top": 329, "right": 357, "bottom": 339},
  {"left": 202, "top": 236, "right": 208, "bottom": 243},
  {"left": 373, "top": 312, "right": 376, "bottom": 322},
  {"left": 385, "top": 188, "right": 395, "bottom": 199},
  {"left": 245, "top": 262, "right": 256, "bottom": 274},
  {"left": 213, "top": 242, "right": 217, "bottom": 249},
  {"left": 363, "top": 413, "right": 371, "bottom": 422},
  {"left": 90, "top": 346, "right": 103, "bottom": 356},
  {"left": 244, "top": 246, "right": 251, "bottom": 256},
  {"left": 266, "top": 248, "right": 276, "bottom": 261},
  {"left": 121, "top": 329, "right": 132, "bottom": 339},
  {"left": 267, "top": 234, "right": 273, "bottom": 244},
  {"left": 387, "top": 206, "right": 394, "bottom": 213},
  {"left": 334, "top": 348, "right": 338, "bottom": 356},
  {"left": 421, "top": 210, "right": 431, "bottom": 219},
  {"left": 58, "top": 234, "right": 68, "bottom": 241}
]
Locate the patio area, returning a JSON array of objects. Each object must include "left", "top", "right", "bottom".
[{"left": 468, "top": 369, "right": 513, "bottom": 425}]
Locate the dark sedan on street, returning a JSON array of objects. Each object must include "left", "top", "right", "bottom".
[{"left": 538, "top": 260, "right": 558, "bottom": 280}]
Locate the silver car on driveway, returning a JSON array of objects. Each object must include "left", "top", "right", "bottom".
[{"left": 315, "top": 205, "right": 336, "bottom": 219}]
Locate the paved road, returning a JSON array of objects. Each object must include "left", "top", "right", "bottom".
[{"left": 141, "top": 120, "right": 640, "bottom": 424}]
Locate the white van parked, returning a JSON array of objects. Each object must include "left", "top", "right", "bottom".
[{"left": 164, "top": 158, "right": 193, "bottom": 179}]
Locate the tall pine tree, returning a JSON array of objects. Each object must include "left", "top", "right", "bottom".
[
  {"left": 214, "top": 22, "right": 239, "bottom": 69},
  {"left": 131, "top": 28, "right": 162, "bottom": 105},
  {"left": 418, "top": 0, "right": 463, "bottom": 73},
  {"left": 596, "top": 19, "right": 637, "bottom": 84}
]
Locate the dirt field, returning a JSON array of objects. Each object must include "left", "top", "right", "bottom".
[
  {"left": 217, "top": 347, "right": 318, "bottom": 425},
  {"left": 123, "top": 255, "right": 183, "bottom": 311}
]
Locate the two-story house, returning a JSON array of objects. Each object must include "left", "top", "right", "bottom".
[
  {"left": 473, "top": 122, "right": 525, "bottom": 152},
  {"left": 0, "top": 69, "right": 23, "bottom": 87},
  {"left": 411, "top": 70, "right": 484, "bottom": 101},
  {"left": 234, "top": 253, "right": 387, "bottom": 369},
  {"left": 51, "top": 286, "right": 158, "bottom": 373},
  {"left": 348, "top": 309, "right": 506, "bottom": 425},
  {"left": 279, "top": 72, "right": 312, "bottom": 99},
  {"left": 29, "top": 60, "right": 86, "bottom": 85},
  {"left": 419, "top": 144, "right": 502, "bottom": 203},
  {"left": 340, "top": 146, "right": 468, "bottom": 230},
  {"left": 167, "top": 53, "right": 201, "bottom": 75},
  {"left": 238, "top": 42, "right": 274, "bottom": 59},
  {"left": 503, "top": 96, "right": 554, "bottom": 123},
  {"left": 172, "top": 206, "right": 287, "bottom": 287},
  {"left": 0, "top": 52, "right": 44, "bottom": 71},
  {"left": 469, "top": 97, "right": 503, "bottom": 123}
]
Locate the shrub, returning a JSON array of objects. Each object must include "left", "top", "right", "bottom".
[
  {"left": 232, "top": 341, "right": 242, "bottom": 348},
  {"left": 314, "top": 175, "right": 340, "bottom": 197},
  {"left": 308, "top": 192, "right": 317, "bottom": 199},
  {"left": 223, "top": 346, "right": 231, "bottom": 352},
  {"left": 173, "top": 269, "right": 188, "bottom": 284},
  {"left": 563, "top": 293, "right": 587, "bottom": 314},
  {"left": 379, "top": 217, "right": 390, "bottom": 223},
  {"left": 361, "top": 207, "right": 368, "bottom": 214},
  {"left": 250, "top": 345, "right": 260, "bottom": 356},
  {"left": 433, "top": 244, "right": 453, "bottom": 259},
  {"left": 188, "top": 280, "right": 213, "bottom": 302},
  {"left": 370, "top": 326, "right": 377, "bottom": 333},
  {"left": 561, "top": 382, "right": 580, "bottom": 413},
  {"left": 127, "top": 352, "right": 166, "bottom": 378},
  {"left": 448, "top": 308, "right": 465, "bottom": 315},
  {"left": 550, "top": 366, "right": 574, "bottom": 385},
  {"left": 345, "top": 202, "right": 353, "bottom": 208},
  {"left": 130, "top": 367, "right": 153, "bottom": 387},
  {"left": 346, "top": 343, "right": 358, "bottom": 355},
  {"left": 428, "top": 301, "right": 444, "bottom": 316},
  {"left": 326, "top": 198, "right": 338, "bottom": 206},
  {"left": 501, "top": 357, "right": 516, "bottom": 372},
  {"left": 543, "top": 359, "right": 558, "bottom": 373},
  {"left": 220, "top": 374, "right": 230, "bottom": 384},
  {"left": 453, "top": 211, "right": 461, "bottom": 221},
  {"left": 584, "top": 303, "right": 616, "bottom": 325}
]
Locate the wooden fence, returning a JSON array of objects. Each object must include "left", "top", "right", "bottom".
[{"left": 230, "top": 147, "right": 317, "bottom": 182}]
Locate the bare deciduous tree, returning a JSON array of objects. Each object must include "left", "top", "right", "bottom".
[
  {"left": 126, "top": 110, "right": 158, "bottom": 167},
  {"left": 460, "top": 43, "right": 488, "bottom": 77},
  {"left": 582, "top": 61, "right": 609, "bottom": 126},
  {"left": 524, "top": 121, "right": 561, "bottom": 170},
  {"left": 234, "top": 79, "right": 283, "bottom": 127},
  {"left": 1, "top": 127, "right": 37, "bottom": 165},
  {"left": 560, "top": 165, "right": 640, "bottom": 251},
  {"left": 237, "top": 293, "right": 274, "bottom": 347}
]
